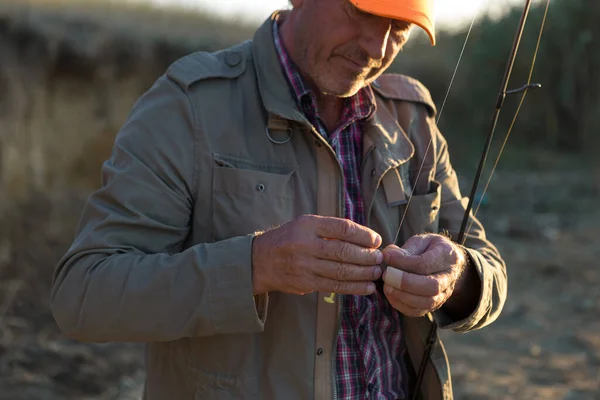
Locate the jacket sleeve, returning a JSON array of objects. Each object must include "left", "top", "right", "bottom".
[
  {"left": 50, "top": 75, "right": 267, "bottom": 343},
  {"left": 431, "top": 123, "right": 508, "bottom": 333}
]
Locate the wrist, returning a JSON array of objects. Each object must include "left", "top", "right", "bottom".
[
  {"left": 442, "top": 245, "right": 479, "bottom": 320},
  {"left": 454, "top": 246, "right": 473, "bottom": 293}
]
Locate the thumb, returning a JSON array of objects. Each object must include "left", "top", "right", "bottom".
[
  {"left": 383, "top": 235, "right": 435, "bottom": 275},
  {"left": 401, "top": 235, "right": 434, "bottom": 256}
]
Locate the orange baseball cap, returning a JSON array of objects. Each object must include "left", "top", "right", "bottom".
[{"left": 350, "top": 0, "right": 436, "bottom": 45}]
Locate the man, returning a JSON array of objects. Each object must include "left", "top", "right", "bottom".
[{"left": 51, "top": 0, "right": 507, "bottom": 399}]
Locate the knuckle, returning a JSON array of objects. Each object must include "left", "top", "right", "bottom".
[
  {"left": 336, "top": 264, "right": 351, "bottom": 281},
  {"left": 406, "top": 244, "right": 418, "bottom": 255},
  {"left": 429, "top": 279, "right": 442, "bottom": 296},
  {"left": 455, "top": 249, "right": 465, "bottom": 267},
  {"left": 332, "top": 280, "right": 345, "bottom": 293},
  {"left": 339, "top": 220, "right": 356, "bottom": 239},
  {"left": 441, "top": 285, "right": 454, "bottom": 299},
  {"left": 423, "top": 255, "right": 436, "bottom": 272},
  {"left": 316, "top": 239, "right": 328, "bottom": 256},
  {"left": 335, "top": 243, "right": 353, "bottom": 261},
  {"left": 446, "top": 249, "right": 458, "bottom": 265},
  {"left": 424, "top": 297, "right": 437, "bottom": 310},
  {"left": 432, "top": 296, "right": 445, "bottom": 310}
]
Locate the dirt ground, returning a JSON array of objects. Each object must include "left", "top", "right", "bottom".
[
  {"left": 441, "top": 159, "right": 600, "bottom": 400},
  {"left": 0, "top": 154, "right": 598, "bottom": 400}
]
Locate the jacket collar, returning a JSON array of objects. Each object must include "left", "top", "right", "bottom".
[
  {"left": 253, "top": 12, "right": 308, "bottom": 124},
  {"left": 252, "top": 12, "right": 415, "bottom": 167}
]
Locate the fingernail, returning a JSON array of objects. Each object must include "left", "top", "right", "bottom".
[
  {"left": 375, "top": 250, "right": 383, "bottom": 264},
  {"left": 373, "top": 266, "right": 382, "bottom": 280},
  {"left": 385, "top": 285, "right": 393, "bottom": 295},
  {"left": 366, "top": 282, "right": 376, "bottom": 295},
  {"left": 374, "top": 234, "right": 383, "bottom": 248}
]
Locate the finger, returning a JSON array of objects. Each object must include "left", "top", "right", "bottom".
[
  {"left": 384, "top": 240, "right": 452, "bottom": 275},
  {"left": 402, "top": 235, "right": 436, "bottom": 256},
  {"left": 316, "top": 278, "right": 377, "bottom": 296},
  {"left": 384, "top": 293, "right": 429, "bottom": 317},
  {"left": 419, "top": 242, "right": 455, "bottom": 274},
  {"left": 384, "top": 269, "right": 454, "bottom": 297},
  {"left": 314, "top": 217, "right": 382, "bottom": 249},
  {"left": 383, "top": 245, "right": 425, "bottom": 275},
  {"left": 384, "top": 283, "right": 446, "bottom": 312},
  {"left": 315, "top": 238, "right": 383, "bottom": 265},
  {"left": 382, "top": 266, "right": 403, "bottom": 289},
  {"left": 314, "top": 260, "right": 383, "bottom": 282}
]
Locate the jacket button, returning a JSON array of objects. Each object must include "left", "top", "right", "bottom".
[
  {"left": 257, "top": 184, "right": 266, "bottom": 192},
  {"left": 225, "top": 52, "right": 241, "bottom": 67},
  {"left": 316, "top": 348, "right": 324, "bottom": 356},
  {"left": 371, "top": 169, "right": 376, "bottom": 177}
]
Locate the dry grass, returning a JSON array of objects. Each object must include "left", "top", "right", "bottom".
[
  {"left": 0, "top": 1, "right": 255, "bottom": 380},
  {"left": 0, "top": 3, "right": 254, "bottom": 396},
  {"left": 0, "top": 0, "right": 258, "bottom": 46},
  {"left": 0, "top": 0, "right": 256, "bottom": 206}
]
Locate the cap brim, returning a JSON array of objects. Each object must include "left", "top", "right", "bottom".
[{"left": 350, "top": 0, "right": 436, "bottom": 46}]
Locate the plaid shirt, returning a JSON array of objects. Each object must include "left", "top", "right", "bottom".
[{"left": 273, "top": 22, "right": 409, "bottom": 400}]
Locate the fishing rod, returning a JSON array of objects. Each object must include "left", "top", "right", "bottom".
[{"left": 410, "top": 1, "right": 550, "bottom": 397}]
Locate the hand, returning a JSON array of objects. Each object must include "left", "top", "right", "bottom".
[
  {"left": 251, "top": 215, "right": 384, "bottom": 296},
  {"left": 381, "top": 234, "right": 468, "bottom": 317}
]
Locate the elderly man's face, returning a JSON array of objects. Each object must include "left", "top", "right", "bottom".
[{"left": 287, "top": 0, "right": 413, "bottom": 98}]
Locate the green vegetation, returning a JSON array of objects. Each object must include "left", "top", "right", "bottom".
[
  {"left": 0, "top": 0, "right": 597, "bottom": 200},
  {"left": 394, "top": 0, "right": 600, "bottom": 168}
]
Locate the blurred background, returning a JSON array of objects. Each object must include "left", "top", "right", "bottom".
[{"left": 0, "top": 0, "right": 598, "bottom": 398}]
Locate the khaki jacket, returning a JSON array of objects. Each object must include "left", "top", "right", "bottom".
[{"left": 51, "top": 13, "right": 507, "bottom": 400}]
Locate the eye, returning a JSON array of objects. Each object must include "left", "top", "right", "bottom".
[
  {"left": 392, "top": 20, "right": 412, "bottom": 32},
  {"left": 347, "top": 2, "right": 370, "bottom": 19}
]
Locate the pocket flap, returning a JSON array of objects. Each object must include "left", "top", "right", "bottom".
[
  {"left": 382, "top": 168, "right": 407, "bottom": 207},
  {"left": 213, "top": 166, "right": 294, "bottom": 199}
]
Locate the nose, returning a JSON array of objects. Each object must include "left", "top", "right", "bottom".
[{"left": 357, "top": 16, "right": 392, "bottom": 62}]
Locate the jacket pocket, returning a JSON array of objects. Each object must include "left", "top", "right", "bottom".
[
  {"left": 401, "top": 180, "right": 442, "bottom": 235},
  {"left": 212, "top": 155, "right": 296, "bottom": 241},
  {"left": 193, "top": 369, "right": 259, "bottom": 400}
]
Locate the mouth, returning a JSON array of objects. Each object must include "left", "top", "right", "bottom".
[{"left": 338, "top": 56, "right": 370, "bottom": 74}]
